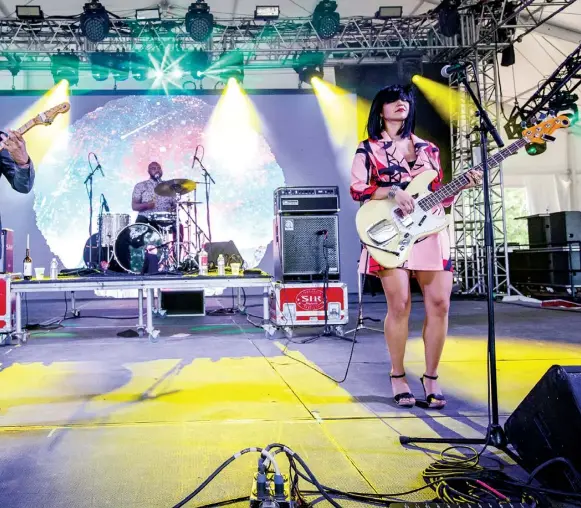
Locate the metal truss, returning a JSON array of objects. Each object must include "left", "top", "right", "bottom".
[
  {"left": 505, "top": 40, "right": 581, "bottom": 139},
  {"left": 451, "top": 52, "right": 511, "bottom": 296}
]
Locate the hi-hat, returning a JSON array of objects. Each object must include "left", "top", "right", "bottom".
[{"left": 155, "top": 179, "right": 196, "bottom": 197}]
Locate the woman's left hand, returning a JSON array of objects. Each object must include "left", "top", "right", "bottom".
[
  {"left": 464, "top": 169, "right": 483, "bottom": 189},
  {"left": 0, "top": 130, "right": 30, "bottom": 166}
]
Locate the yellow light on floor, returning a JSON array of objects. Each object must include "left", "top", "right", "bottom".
[
  {"left": 8, "top": 80, "right": 70, "bottom": 165},
  {"left": 204, "top": 75, "right": 262, "bottom": 174},
  {"left": 310, "top": 77, "right": 371, "bottom": 149},
  {"left": 412, "top": 74, "right": 475, "bottom": 124}
]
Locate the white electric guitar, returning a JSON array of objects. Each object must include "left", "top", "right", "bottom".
[{"left": 355, "top": 114, "right": 571, "bottom": 269}]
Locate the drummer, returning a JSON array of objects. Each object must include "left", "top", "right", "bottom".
[{"left": 131, "top": 161, "right": 176, "bottom": 225}]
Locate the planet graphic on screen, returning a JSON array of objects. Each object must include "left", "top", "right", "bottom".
[{"left": 33, "top": 95, "right": 285, "bottom": 270}]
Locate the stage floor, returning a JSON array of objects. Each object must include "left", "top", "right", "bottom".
[{"left": 1, "top": 294, "right": 580, "bottom": 507}]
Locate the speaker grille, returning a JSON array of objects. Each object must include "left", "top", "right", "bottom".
[{"left": 280, "top": 215, "right": 339, "bottom": 276}]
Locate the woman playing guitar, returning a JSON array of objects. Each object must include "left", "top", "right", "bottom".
[{"left": 350, "top": 85, "right": 481, "bottom": 409}]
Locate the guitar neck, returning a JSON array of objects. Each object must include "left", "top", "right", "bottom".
[
  {"left": 418, "top": 138, "right": 527, "bottom": 211},
  {"left": 16, "top": 117, "right": 39, "bottom": 137}
]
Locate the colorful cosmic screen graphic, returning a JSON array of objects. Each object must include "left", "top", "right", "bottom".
[{"left": 33, "top": 95, "right": 285, "bottom": 269}]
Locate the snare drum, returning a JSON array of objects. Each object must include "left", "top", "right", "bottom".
[
  {"left": 150, "top": 212, "right": 177, "bottom": 227},
  {"left": 100, "top": 213, "right": 131, "bottom": 247},
  {"left": 113, "top": 224, "right": 163, "bottom": 274}
]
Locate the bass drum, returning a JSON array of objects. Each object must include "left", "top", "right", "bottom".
[{"left": 114, "top": 224, "right": 163, "bottom": 274}]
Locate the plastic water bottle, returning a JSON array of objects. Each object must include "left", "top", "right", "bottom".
[
  {"left": 198, "top": 247, "right": 208, "bottom": 276},
  {"left": 50, "top": 258, "right": 58, "bottom": 280},
  {"left": 217, "top": 254, "right": 225, "bottom": 276}
]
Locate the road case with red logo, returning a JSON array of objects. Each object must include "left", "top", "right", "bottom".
[
  {"left": 269, "top": 282, "right": 348, "bottom": 327},
  {"left": 0, "top": 274, "right": 15, "bottom": 345}
]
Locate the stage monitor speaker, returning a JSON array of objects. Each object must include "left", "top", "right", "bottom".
[
  {"left": 504, "top": 365, "right": 581, "bottom": 492},
  {"left": 274, "top": 214, "right": 340, "bottom": 282},
  {"left": 549, "top": 211, "right": 581, "bottom": 245},
  {"left": 203, "top": 241, "right": 244, "bottom": 269}
]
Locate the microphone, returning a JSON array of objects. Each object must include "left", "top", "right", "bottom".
[
  {"left": 441, "top": 62, "right": 469, "bottom": 78},
  {"left": 93, "top": 153, "right": 104, "bottom": 177},
  {"left": 101, "top": 194, "right": 110, "bottom": 213},
  {"left": 153, "top": 173, "right": 162, "bottom": 183}
]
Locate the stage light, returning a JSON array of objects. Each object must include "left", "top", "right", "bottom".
[
  {"left": 16, "top": 5, "right": 43, "bottom": 20},
  {"left": 111, "top": 51, "right": 131, "bottom": 81},
  {"left": 255, "top": 5, "right": 280, "bottom": 20},
  {"left": 131, "top": 52, "right": 150, "bottom": 81},
  {"left": 51, "top": 52, "right": 80, "bottom": 87},
  {"left": 437, "top": 0, "right": 460, "bottom": 38},
  {"left": 525, "top": 142, "right": 547, "bottom": 156},
  {"left": 135, "top": 7, "right": 161, "bottom": 20},
  {"left": 376, "top": 6, "right": 402, "bottom": 19},
  {"left": 411, "top": 74, "right": 420, "bottom": 84},
  {"left": 293, "top": 51, "right": 325, "bottom": 86},
  {"left": 312, "top": 0, "right": 340, "bottom": 40},
  {"left": 209, "top": 50, "right": 244, "bottom": 84},
  {"left": 501, "top": 45, "right": 516, "bottom": 67},
  {"left": 80, "top": 1, "right": 110, "bottom": 43},
  {"left": 183, "top": 49, "right": 210, "bottom": 79},
  {"left": 185, "top": 1, "right": 214, "bottom": 42},
  {"left": 89, "top": 51, "right": 112, "bottom": 81},
  {"left": 397, "top": 50, "right": 424, "bottom": 83}
]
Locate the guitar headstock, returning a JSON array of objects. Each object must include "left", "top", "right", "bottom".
[
  {"left": 522, "top": 114, "right": 571, "bottom": 144},
  {"left": 33, "top": 102, "right": 70, "bottom": 126}
]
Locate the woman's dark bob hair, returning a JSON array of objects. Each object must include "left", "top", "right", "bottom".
[{"left": 367, "top": 84, "right": 415, "bottom": 140}]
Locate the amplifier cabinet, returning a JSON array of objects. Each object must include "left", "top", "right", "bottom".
[
  {"left": 273, "top": 214, "right": 340, "bottom": 282},
  {"left": 269, "top": 282, "right": 348, "bottom": 326}
]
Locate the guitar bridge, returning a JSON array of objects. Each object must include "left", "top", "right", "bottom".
[{"left": 366, "top": 219, "right": 397, "bottom": 246}]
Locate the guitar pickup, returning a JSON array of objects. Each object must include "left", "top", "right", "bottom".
[
  {"left": 394, "top": 208, "right": 414, "bottom": 228},
  {"left": 367, "top": 219, "right": 397, "bottom": 245}
]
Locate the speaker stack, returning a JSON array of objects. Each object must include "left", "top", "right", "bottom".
[
  {"left": 509, "top": 211, "right": 581, "bottom": 289},
  {"left": 273, "top": 186, "right": 340, "bottom": 282}
]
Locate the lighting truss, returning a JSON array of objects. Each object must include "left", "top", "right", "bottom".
[
  {"left": 505, "top": 40, "right": 581, "bottom": 139},
  {"left": 0, "top": 0, "right": 575, "bottom": 73}
]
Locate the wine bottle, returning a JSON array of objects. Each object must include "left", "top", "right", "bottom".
[{"left": 23, "top": 234, "right": 33, "bottom": 280}]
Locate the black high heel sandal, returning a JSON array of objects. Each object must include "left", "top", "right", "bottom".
[
  {"left": 419, "top": 374, "right": 446, "bottom": 409},
  {"left": 390, "top": 373, "right": 415, "bottom": 408}
]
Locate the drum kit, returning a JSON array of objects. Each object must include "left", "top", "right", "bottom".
[{"left": 93, "top": 178, "right": 208, "bottom": 274}]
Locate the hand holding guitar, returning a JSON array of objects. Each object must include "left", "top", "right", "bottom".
[
  {"left": 0, "top": 130, "right": 30, "bottom": 166},
  {"left": 463, "top": 169, "right": 483, "bottom": 189}
]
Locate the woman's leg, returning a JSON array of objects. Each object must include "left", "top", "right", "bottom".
[
  {"left": 378, "top": 268, "right": 413, "bottom": 404},
  {"left": 415, "top": 270, "right": 453, "bottom": 408}
]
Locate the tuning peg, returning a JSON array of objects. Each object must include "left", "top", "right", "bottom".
[
  {"left": 520, "top": 121, "right": 528, "bottom": 128},
  {"left": 538, "top": 112, "right": 547, "bottom": 120}
]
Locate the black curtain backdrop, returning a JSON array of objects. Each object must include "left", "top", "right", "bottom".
[{"left": 334, "top": 63, "right": 452, "bottom": 182}]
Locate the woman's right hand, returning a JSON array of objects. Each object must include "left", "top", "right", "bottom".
[{"left": 393, "top": 188, "right": 415, "bottom": 215}]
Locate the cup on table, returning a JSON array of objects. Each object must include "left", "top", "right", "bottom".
[
  {"left": 230, "top": 263, "right": 241, "bottom": 276},
  {"left": 34, "top": 267, "right": 45, "bottom": 280}
]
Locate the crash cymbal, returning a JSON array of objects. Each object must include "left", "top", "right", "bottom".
[{"left": 155, "top": 179, "right": 196, "bottom": 197}]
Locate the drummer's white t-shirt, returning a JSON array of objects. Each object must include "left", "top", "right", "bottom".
[{"left": 132, "top": 178, "right": 175, "bottom": 218}]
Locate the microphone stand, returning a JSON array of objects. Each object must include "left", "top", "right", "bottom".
[
  {"left": 195, "top": 156, "right": 215, "bottom": 246},
  {"left": 399, "top": 63, "right": 516, "bottom": 459},
  {"left": 84, "top": 162, "right": 103, "bottom": 269}
]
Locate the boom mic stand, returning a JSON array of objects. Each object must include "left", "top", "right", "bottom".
[
  {"left": 399, "top": 62, "right": 514, "bottom": 456},
  {"left": 194, "top": 154, "right": 215, "bottom": 246}
]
